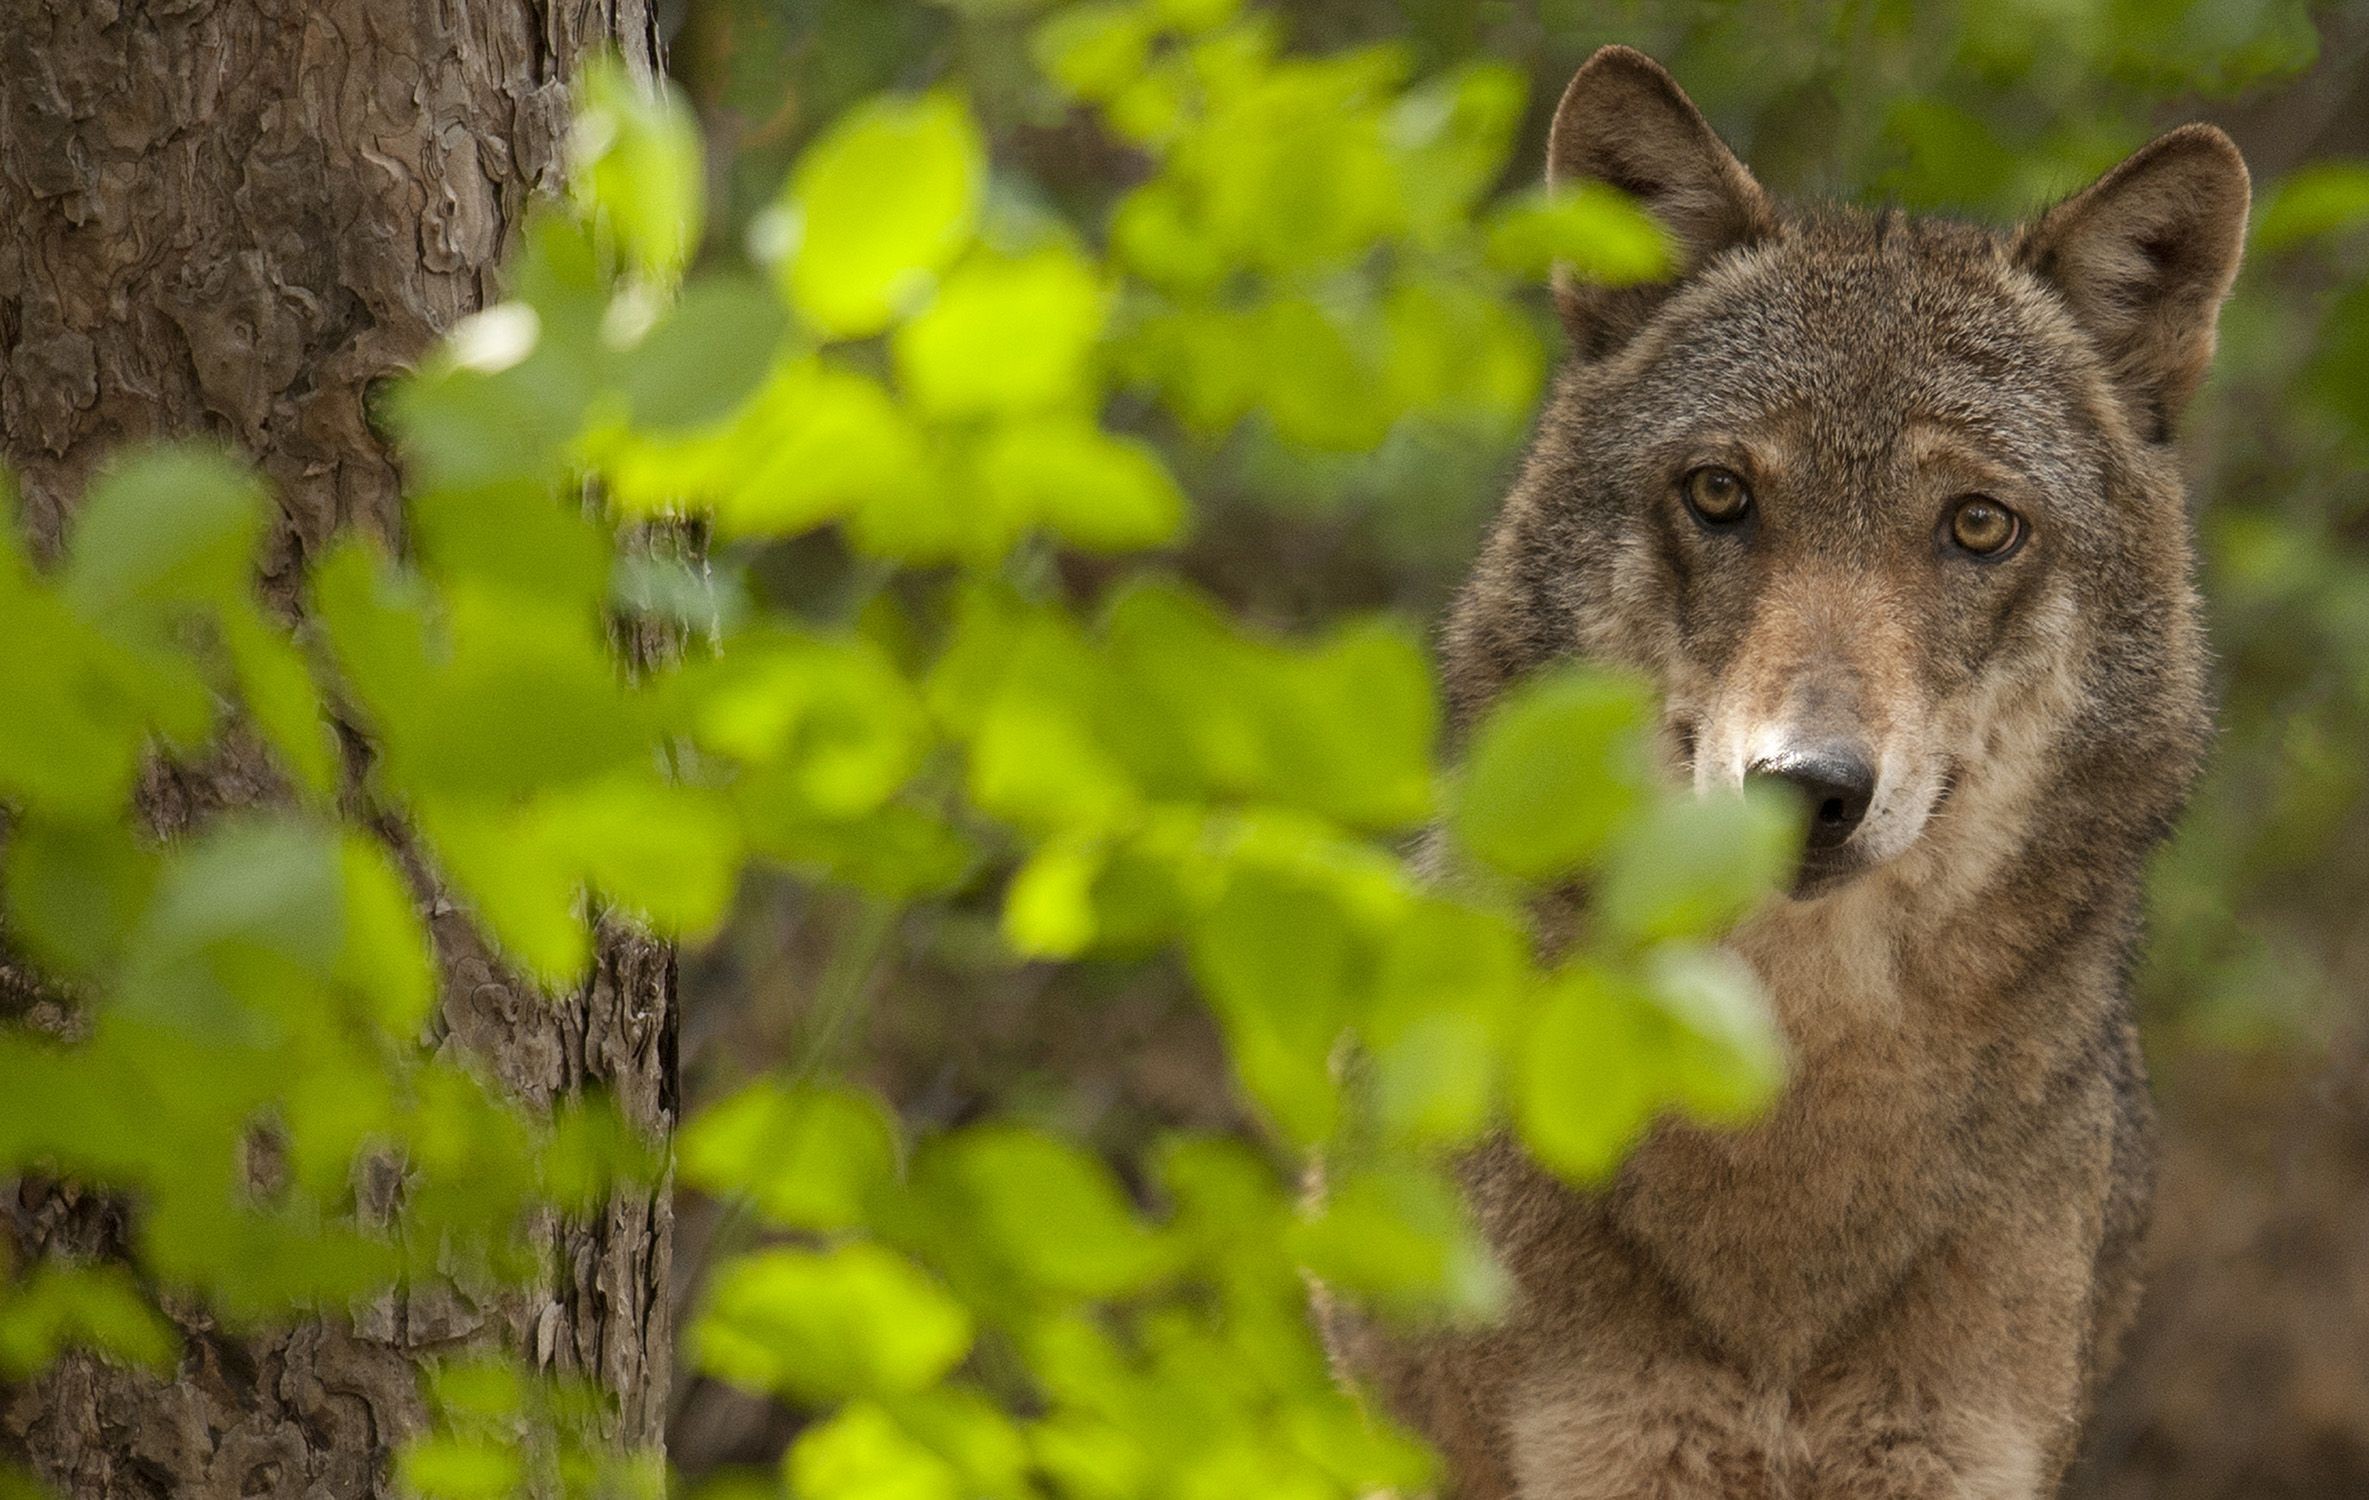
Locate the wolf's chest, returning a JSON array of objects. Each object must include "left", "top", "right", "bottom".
[{"left": 1603, "top": 1033, "right": 1969, "bottom": 1370}]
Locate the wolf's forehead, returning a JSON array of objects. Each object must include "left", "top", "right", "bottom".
[{"left": 1652, "top": 240, "right": 2083, "bottom": 454}]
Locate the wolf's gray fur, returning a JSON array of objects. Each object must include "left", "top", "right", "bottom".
[{"left": 1324, "top": 46, "right": 2249, "bottom": 1500}]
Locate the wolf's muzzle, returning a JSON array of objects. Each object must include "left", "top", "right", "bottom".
[
  {"left": 1749, "top": 746, "right": 1875, "bottom": 846},
  {"left": 1749, "top": 745, "right": 1878, "bottom": 894}
]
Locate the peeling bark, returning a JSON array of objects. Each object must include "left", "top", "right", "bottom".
[{"left": 0, "top": 3, "right": 673, "bottom": 1495}]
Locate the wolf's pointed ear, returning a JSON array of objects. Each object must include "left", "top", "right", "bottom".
[
  {"left": 1546, "top": 46, "right": 1775, "bottom": 356},
  {"left": 2015, "top": 125, "right": 2250, "bottom": 442}
]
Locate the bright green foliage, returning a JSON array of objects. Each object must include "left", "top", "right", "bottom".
[
  {"left": 777, "top": 93, "right": 986, "bottom": 338},
  {"left": 0, "top": 11, "right": 1818, "bottom": 1500},
  {"left": 571, "top": 57, "right": 705, "bottom": 286},
  {"left": 0, "top": 2, "right": 2355, "bottom": 1498},
  {"left": 1484, "top": 185, "right": 1673, "bottom": 284}
]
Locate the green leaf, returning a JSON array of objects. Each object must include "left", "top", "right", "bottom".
[
  {"left": 1255, "top": 298, "right": 1393, "bottom": 451},
  {"left": 128, "top": 814, "right": 343, "bottom": 982},
  {"left": 611, "top": 360, "right": 933, "bottom": 541},
  {"left": 960, "top": 608, "right": 1141, "bottom": 832},
  {"left": 1452, "top": 669, "right": 1657, "bottom": 880},
  {"left": 1363, "top": 898, "right": 1527, "bottom": 1146},
  {"left": 61, "top": 446, "right": 265, "bottom": 623},
  {"left": 334, "top": 834, "right": 437, "bottom": 1035},
  {"left": 615, "top": 275, "right": 791, "bottom": 431},
  {"left": 1292, "top": 1164, "right": 1504, "bottom": 1319},
  {"left": 2, "top": 817, "right": 156, "bottom": 984},
  {"left": 2254, "top": 160, "right": 2369, "bottom": 251},
  {"left": 1264, "top": 619, "right": 1436, "bottom": 828},
  {"left": 308, "top": 539, "right": 437, "bottom": 731},
  {"left": 1189, "top": 869, "right": 1360, "bottom": 1145},
  {"left": 788, "top": 1403, "right": 964, "bottom": 1500},
  {"left": 409, "top": 482, "right": 614, "bottom": 612},
  {"left": 423, "top": 1356, "right": 525, "bottom": 1422},
  {"left": 418, "top": 802, "right": 591, "bottom": 985},
  {"left": 974, "top": 418, "right": 1186, "bottom": 553},
  {"left": 1190, "top": 48, "right": 1411, "bottom": 274},
  {"left": 679, "top": 1083, "right": 899, "bottom": 1232},
  {"left": 0, "top": 1263, "right": 178, "bottom": 1380},
  {"left": 1596, "top": 784, "right": 1799, "bottom": 944},
  {"left": 687, "top": 629, "right": 929, "bottom": 817},
  {"left": 541, "top": 776, "right": 743, "bottom": 939},
  {"left": 778, "top": 93, "right": 985, "bottom": 339},
  {"left": 396, "top": 1435, "right": 527, "bottom": 1500},
  {"left": 1032, "top": 4, "right": 1157, "bottom": 103},
  {"left": 1516, "top": 963, "right": 1664, "bottom": 1182},
  {"left": 218, "top": 599, "right": 338, "bottom": 798},
  {"left": 694, "top": 1245, "right": 972, "bottom": 1403},
  {"left": 0, "top": 576, "right": 207, "bottom": 814},
  {"left": 919, "top": 1126, "right": 1171, "bottom": 1298},
  {"left": 1004, "top": 834, "right": 1106, "bottom": 958},
  {"left": 1643, "top": 943, "right": 1786, "bottom": 1124},
  {"left": 1484, "top": 184, "right": 1673, "bottom": 285},
  {"left": 571, "top": 57, "right": 705, "bottom": 284},
  {"left": 894, "top": 246, "right": 1108, "bottom": 418},
  {"left": 391, "top": 296, "right": 602, "bottom": 492},
  {"left": 1389, "top": 62, "right": 1528, "bottom": 236}
]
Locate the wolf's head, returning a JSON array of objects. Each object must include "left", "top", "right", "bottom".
[{"left": 1447, "top": 48, "right": 2247, "bottom": 903}]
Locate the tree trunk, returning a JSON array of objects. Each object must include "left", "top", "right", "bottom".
[{"left": 0, "top": 3, "right": 674, "bottom": 1495}]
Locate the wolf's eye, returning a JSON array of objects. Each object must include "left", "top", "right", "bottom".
[
  {"left": 1682, "top": 466, "right": 1753, "bottom": 527},
  {"left": 1947, "top": 496, "right": 2025, "bottom": 559}
]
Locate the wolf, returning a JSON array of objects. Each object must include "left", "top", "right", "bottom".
[{"left": 1322, "top": 46, "right": 2250, "bottom": 1500}]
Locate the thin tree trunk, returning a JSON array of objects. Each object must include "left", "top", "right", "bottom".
[{"left": 0, "top": 3, "right": 674, "bottom": 1495}]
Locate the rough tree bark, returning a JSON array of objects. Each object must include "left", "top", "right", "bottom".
[{"left": 0, "top": 4, "right": 675, "bottom": 1495}]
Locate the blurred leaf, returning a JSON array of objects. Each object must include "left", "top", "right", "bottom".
[
  {"left": 1256, "top": 297, "right": 1393, "bottom": 451},
  {"left": 1596, "top": 785, "right": 1798, "bottom": 943},
  {"left": 2256, "top": 160, "right": 2369, "bottom": 251},
  {"left": 1452, "top": 669, "right": 1657, "bottom": 880},
  {"left": 895, "top": 246, "right": 1108, "bottom": 418},
  {"left": 335, "top": 833, "right": 437, "bottom": 1035},
  {"left": 919, "top": 1126, "right": 1172, "bottom": 1298},
  {"left": 1643, "top": 943, "right": 1786, "bottom": 1123},
  {"left": 1004, "top": 834, "right": 1106, "bottom": 958},
  {"left": 614, "top": 275, "right": 791, "bottom": 430},
  {"left": 218, "top": 599, "right": 338, "bottom": 798},
  {"left": 1189, "top": 869, "right": 1358, "bottom": 1144},
  {"left": 1484, "top": 184, "right": 1672, "bottom": 285},
  {"left": 396, "top": 1434, "right": 527, "bottom": 1500},
  {"left": 61, "top": 447, "right": 264, "bottom": 624},
  {"left": 778, "top": 93, "right": 985, "bottom": 339},
  {"left": 3, "top": 817, "right": 156, "bottom": 985},
  {"left": 0, "top": 1263, "right": 177, "bottom": 1379},
  {"left": 1364, "top": 898, "right": 1527, "bottom": 1145},
  {"left": 1292, "top": 1164, "right": 1503, "bottom": 1318},
  {"left": 788, "top": 1403, "right": 964, "bottom": 1500},
  {"left": 975, "top": 418, "right": 1186, "bottom": 553},
  {"left": 1033, "top": 4, "right": 1157, "bottom": 103},
  {"left": 419, "top": 802, "right": 591, "bottom": 985},
  {"left": 680, "top": 1083, "right": 900, "bottom": 1232},
  {"left": 695, "top": 1245, "right": 972, "bottom": 1403},
  {"left": 550, "top": 777, "right": 741, "bottom": 938},
  {"left": 572, "top": 57, "right": 705, "bottom": 284},
  {"left": 1516, "top": 963, "right": 1663, "bottom": 1182}
]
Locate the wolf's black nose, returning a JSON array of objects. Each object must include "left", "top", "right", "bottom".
[{"left": 1749, "top": 748, "right": 1877, "bottom": 850}]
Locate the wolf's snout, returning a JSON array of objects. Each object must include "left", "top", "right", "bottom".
[{"left": 1749, "top": 747, "right": 1876, "bottom": 850}]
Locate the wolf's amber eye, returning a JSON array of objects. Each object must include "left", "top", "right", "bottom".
[
  {"left": 1682, "top": 466, "right": 1752, "bottom": 526},
  {"left": 1947, "top": 496, "right": 2025, "bottom": 559}
]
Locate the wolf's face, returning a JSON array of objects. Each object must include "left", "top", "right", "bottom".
[
  {"left": 1450, "top": 50, "right": 2245, "bottom": 901},
  {"left": 1584, "top": 228, "right": 2143, "bottom": 894}
]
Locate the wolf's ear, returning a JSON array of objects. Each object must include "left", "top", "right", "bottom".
[
  {"left": 2015, "top": 125, "right": 2250, "bottom": 442},
  {"left": 1546, "top": 46, "right": 1775, "bottom": 357}
]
